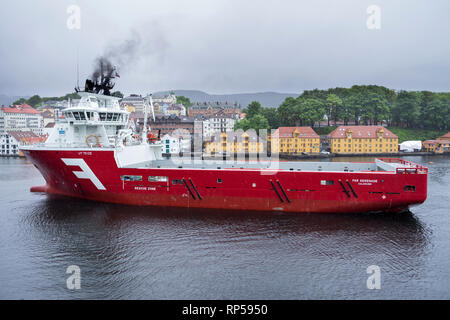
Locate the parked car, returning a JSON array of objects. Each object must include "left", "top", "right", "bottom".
[{"left": 320, "top": 150, "right": 330, "bottom": 154}]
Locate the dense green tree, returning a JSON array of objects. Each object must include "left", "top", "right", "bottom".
[
  {"left": 245, "top": 101, "right": 262, "bottom": 119},
  {"left": 277, "top": 97, "right": 297, "bottom": 126},
  {"left": 248, "top": 114, "right": 270, "bottom": 131},
  {"left": 391, "top": 91, "right": 421, "bottom": 128},
  {"left": 176, "top": 96, "right": 192, "bottom": 108},
  {"left": 27, "top": 95, "right": 42, "bottom": 107},
  {"left": 12, "top": 98, "right": 27, "bottom": 105},
  {"left": 111, "top": 91, "right": 124, "bottom": 98},
  {"left": 325, "top": 94, "right": 343, "bottom": 126},
  {"left": 260, "top": 107, "right": 280, "bottom": 129},
  {"left": 298, "top": 98, "right": 325, "bottom": 127},
  {"left": 234, "top": 118, "right": 251, "bottom": 131}
]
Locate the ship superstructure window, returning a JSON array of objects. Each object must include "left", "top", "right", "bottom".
[
  {"left": 148, "top": 176, "right": 168, "bottom": 182},
  {"left": 120, "top": 175, "right": 142, "bottom": 182},
  {"left": 99, "top": 113, "right": 107, "bottom": 121},
  {"left": 172, "top": 179, "right": 184, "bottom": 185},
  {"left": 320, "top": 180, "right": 334, "bottom": 185}
]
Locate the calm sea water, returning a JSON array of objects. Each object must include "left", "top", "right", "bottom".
[{"left": 0, "top": 155, "right": 449, "bottom": 299}]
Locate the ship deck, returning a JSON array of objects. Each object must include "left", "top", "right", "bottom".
[{"left": 122, "top": 158, "right": 416, "bottom": 173}]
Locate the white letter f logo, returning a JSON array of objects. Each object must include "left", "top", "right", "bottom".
[{"left": 62, "top": 158, "right": 106, "bottom": 190}]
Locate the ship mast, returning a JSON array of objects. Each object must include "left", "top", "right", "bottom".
[{"left": 142, "top": 94, "right": 156, "bottom": 144}]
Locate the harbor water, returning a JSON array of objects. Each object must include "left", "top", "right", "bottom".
[{"left": 0, "top": 155, "right": 449, "bottom": 299}]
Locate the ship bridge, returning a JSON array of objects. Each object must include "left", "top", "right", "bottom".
[{"left": 41, "top": 92, "right": 133, "bottom": 148}]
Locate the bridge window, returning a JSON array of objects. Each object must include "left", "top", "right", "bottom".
[
  {"left": 73, "top": 112, "right": 80, "bottom": 120},
  {"left": 120, "top": 175, "right": 142, "bottom": 182},
  {"left": 99, "top": 113, "right": 107, "bottom": 121}
]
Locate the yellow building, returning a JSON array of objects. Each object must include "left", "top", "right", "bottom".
[
  {"left": 205, "top": 131, "right": 264, "bottom": 154},
  {"left": 269, "top": 127, "right": 320, "bottom": 154},
  {"left": 437, "top": 132, "right": 450, "bottom": 141},
  {"left": 122, "top": 104, "right": 136, "bottom": 113},
  {"left": 329, "top": 126, "right": 398, "bottom": 154},
  {"left": 423, "top": 139, "right": 450, "bottom": 153}
]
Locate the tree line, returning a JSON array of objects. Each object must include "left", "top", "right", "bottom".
[
  {"left": 12, "top": 91, "right": 124, "bottom": 108},
  {"left": 236, "top": 85, "right": 449, "bottom": 131}
]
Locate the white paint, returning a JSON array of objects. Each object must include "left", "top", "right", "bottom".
[{"left": 61, "top": 158, "right": 106, "bottom": 190}]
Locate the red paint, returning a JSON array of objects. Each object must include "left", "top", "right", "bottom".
[{"left": 22, "top": 149, "right": 428, "bottom": 214}]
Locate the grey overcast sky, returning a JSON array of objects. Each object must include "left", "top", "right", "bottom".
[{"left": 0, "top": 0, "right": 449, "bottom": 96}]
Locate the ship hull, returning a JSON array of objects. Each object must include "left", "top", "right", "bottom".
[{"left": 22, "top": 149, "right": 428, "bottom": 214}]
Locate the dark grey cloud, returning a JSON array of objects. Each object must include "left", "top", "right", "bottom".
[{"left": 0, "top": 0, "right": 449, "bottom": 96}]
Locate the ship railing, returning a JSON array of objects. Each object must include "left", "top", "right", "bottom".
[{"left": 377, "top": 158, "right": 428, "bottom": 174}]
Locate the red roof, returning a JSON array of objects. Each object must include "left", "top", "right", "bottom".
[
  {"left": 6, "top": 131, "right": 43, "bottom": 145},
  {"left": 329, "top": 126, "right": 398, "bottom": 139},
  {"left": 424, "top": 140, "right": 450, "bottom": 145},
  {"left": 439, "top": 132, "right": 450, "bottom": 140},
  {"left": 272, "top": 127, "right": 319, "bottom": 138},
  {"left": 1, "top": 104, "right": 40, "bottom": 115}
]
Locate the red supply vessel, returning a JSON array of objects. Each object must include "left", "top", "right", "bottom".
[{"left": 21, "top": 90, "right": 428, "bottom": 214}]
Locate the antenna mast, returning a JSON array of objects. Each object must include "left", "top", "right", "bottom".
[{"left": 76, "top": 49, "right": 80, "bottom": 89}]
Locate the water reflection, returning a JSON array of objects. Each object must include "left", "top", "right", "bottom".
[{"left": 19, "top": 195, "right": 431, "bottom": 299}]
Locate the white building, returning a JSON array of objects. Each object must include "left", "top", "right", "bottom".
[
  {"left": 153, "top": 93, "right": 177, "bottom": 105},
  {"left": 399, "top": 141, "right": 422, "bottom": 152},
  {"left": 202, "top": 111, "right": 236, "bottom": 140},
  {"left": 0, "top": 131, "right": 40, "bottom": 156},
  {"left": 164, "top": 104, "right": 187, "bottom": 117},
  {"left": 160, "top": 134, "right": 191, "bottom": 154},
  {"left": 0, "top": 104, "right": 43, "bottom": 135}
]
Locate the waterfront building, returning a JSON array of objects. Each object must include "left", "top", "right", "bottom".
[
  {"left": 437, "top": 132, "right": 450, "bottom": 141},
  {"left": 422, "top": 139, "right": 450, "bottom": 153},
  {"left": 0, "top": 131, "right": 44, "bottom": 156},
  {"left": 0, "top": 104, "right": 43, "bottom": 135},
  {"left": 329, "top": 126, "right": 398, "bottom": 154},
  {"left": 205, "top": 131, "right": 265, "bottom": 155},
  {"left": 269, "top": 127, "right": 320, "bottom": 154}
]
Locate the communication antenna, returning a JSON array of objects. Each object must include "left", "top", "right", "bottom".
[
  {"left": 76, "top": 49, "right": 80, "bottom": 89},
  {"left": 149, "top": 94, "right": 155, "bottom": 122}
]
